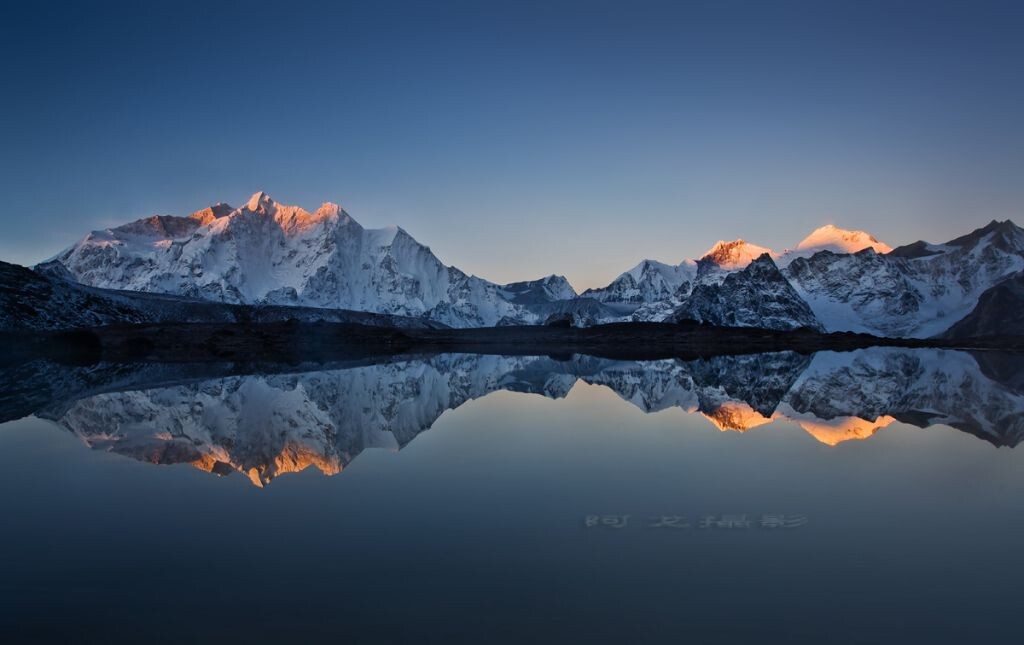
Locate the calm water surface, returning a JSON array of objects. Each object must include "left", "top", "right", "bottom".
[{"left": 0, "top": 349, "right": 1022, "bottom": 643}]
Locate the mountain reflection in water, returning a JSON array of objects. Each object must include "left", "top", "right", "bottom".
[{"left": 2, "top": 348, "right": 1021, "bottom": 486}]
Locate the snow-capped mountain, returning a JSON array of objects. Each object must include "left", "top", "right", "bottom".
[
  {"left": 53, "top": 192, "right": 539, "bottom": 328},
  {"left": 595, "top": 240, "right": 778, "bottom": 322},
  {"left": 581, "top": 239, "right": 775, "bottom": 312},
  {"left": 623, "top": 239, "right": 804, "bottom": 325},
  {"left": 777, "top": 224, "right": 892, "bottom": 266},
  {"left": 699, "top": 239, "right": 776, "bottom": 271},
  {"left": 586, "top": 221, "right": 1023, "bottom": 336},
  {"left": 783, "top": 220, "right": 1024, "bottom": 337},
  {"left": 672, "top": 254, "right": 825, "bottom": 331},
  {"left": 43, "top": 194, "right": 1024, "bottom": 336},
  {"left": 581, "top": 259, "right": 696, "bottom": 307},
  {"left": 594, "top": 228, "right": 883, "bottom": 319}
]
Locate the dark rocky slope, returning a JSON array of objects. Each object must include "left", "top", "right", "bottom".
[
  {"left": 0, "top": 260, "right": 443, "bottom": 332},
  {"left": 940, "top": 272, "right": 1024, "bottom": 339}
]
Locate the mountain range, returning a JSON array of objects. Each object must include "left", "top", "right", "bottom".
[{"left": 31, "top": 192, "right": 1024, "bottom": 337}]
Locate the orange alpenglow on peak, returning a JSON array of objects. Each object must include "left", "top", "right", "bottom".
[
  {"left": 792, "top": 224, "right": 892, "bottom": 255},
  {"left": 701, "top": 402, "right": 778, "bottom": 432},
  {"left": 190, "top": 447, "right": 344, "bottom": 488},
  {"left": 794, "top": 415, "right": 896, "bottom": 446},
  {"left": 700, "top": 239, "right": 776, "bottom": 269},
  {"left": 698, "top": 404, "right": 897, "bottom": 445},
  {"left": 189, "top": 202, "right": 233, "bottom": 225},
  {"left": 245, "top": 190, "right": 274, "bottom": 211}
]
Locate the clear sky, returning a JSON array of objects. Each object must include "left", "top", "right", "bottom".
[{"left": 1, "top": 0, "right": 1022, "bottom": 290}]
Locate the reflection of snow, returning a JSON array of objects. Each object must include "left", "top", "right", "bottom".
[{"left": 40, "top": 349, "right": 1024, "bottom": 486}]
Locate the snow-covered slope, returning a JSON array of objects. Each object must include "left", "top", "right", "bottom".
[
  {"left": 700, "top": 239, "right": 776, "bottom": 271},
  {"left": 0, "top": 260, "right": 439, "bottom": 331},
  {"left": 581, "top": 259, "right": 697, "bottom": 307},
  {"left": 588, "top": 227, "right": 891, "bottom": 324},
  {"left": 53, "top": 192, "right": 535, "bottom": 328},
  {"left": 778, "top": 224, "right": 892, "bottom": 266},
  {"left": 940, "top": 271, "right": 1024, "bottom": 338},
  {"left": 583, "top": 240, "right": 771, "bottom": 314},
  {"left": 783, "top": 220, "right": 1024, "bottom": 337},
  {"left": 46, "top": 197, "right": 1024, "bottom": 336},
  {"left": 617, "top": 241, "right": 775, "bottom": 322},
  {"left": 590, "top": 220, "right": 1020, "bottom": 336}
]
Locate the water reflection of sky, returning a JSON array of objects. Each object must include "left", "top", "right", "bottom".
[{"left": 0, "top": 349, "right": 1022, "bottom": 642}]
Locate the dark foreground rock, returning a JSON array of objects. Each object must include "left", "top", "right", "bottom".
[
  {"left": 0, "top": 260, "right": 443, "bottom": 332},
  {"left": 3, "top": 319, "right": 1021, "bottom": 368}
]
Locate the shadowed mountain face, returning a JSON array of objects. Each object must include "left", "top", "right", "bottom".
[
  {"left": 671, "top": 254, "right": 824, "bottom": 331},
  {"left": 0, "top": 259, "right": 444, "bottom": 332},
  {"left": 3, "top": 348, "right": 1021, "bottom": 485},
  {"left": 940, "top": 271, "right": 1024, "bottom": 338}
]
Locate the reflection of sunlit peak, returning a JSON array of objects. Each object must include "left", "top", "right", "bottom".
[
  {"left": 188, "top": 444, "right": 344, "bottom": 488},
  {"left": 189, "top": 454, "right": 223, "bottom": 474},
  {"left": 701, "top": 402, "right": 777, "bottom": 432},
  {"left": 796, "top": 415, "right": 896, "bottom": 446}
]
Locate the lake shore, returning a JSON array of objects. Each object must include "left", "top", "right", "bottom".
[{"left": 3, "top": 320, "right": 1022, "bottom": 366}]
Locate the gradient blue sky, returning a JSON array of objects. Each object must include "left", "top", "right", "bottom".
[{"left": 2, "top": 0, "right": 1022, "bottom": 290}]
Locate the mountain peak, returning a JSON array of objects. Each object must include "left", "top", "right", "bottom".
[
  {"left": 245, "top": 191, "right": 275, "bottom": 211},
  {"left": 701, "top": 239, "right": 775, "bottom": 269},
  {"left": 776, "top": 224, "right": 892, "bottom": 266},
  {"left": 189, "top": 202, "right": 234, "bottom": 225},
  {"left": 946, "top": 218, "right": 1024, "bottom": 248},
  {"left": 794, "top": 224, "right": 891, "bottom": 254}
]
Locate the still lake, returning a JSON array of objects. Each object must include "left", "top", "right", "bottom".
[{"left": 0, "top": 348, "right": 1022, "bottom": 643}]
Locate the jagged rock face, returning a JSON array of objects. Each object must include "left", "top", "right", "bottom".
[
  {"left": 54, "top": 193, "right": 533, "bottom": 328},
  {"left": 941, "top": 272, "right": 1024, "bottom": 338},
  {"left": 783, "top": 249, "right": 922, "bottom": 335},
  {"left": 671, "top": 254, "right": 824, "bottom": 331},
  {"left": 784, "top": 221, "right": 1024, "bottom": 338}
]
